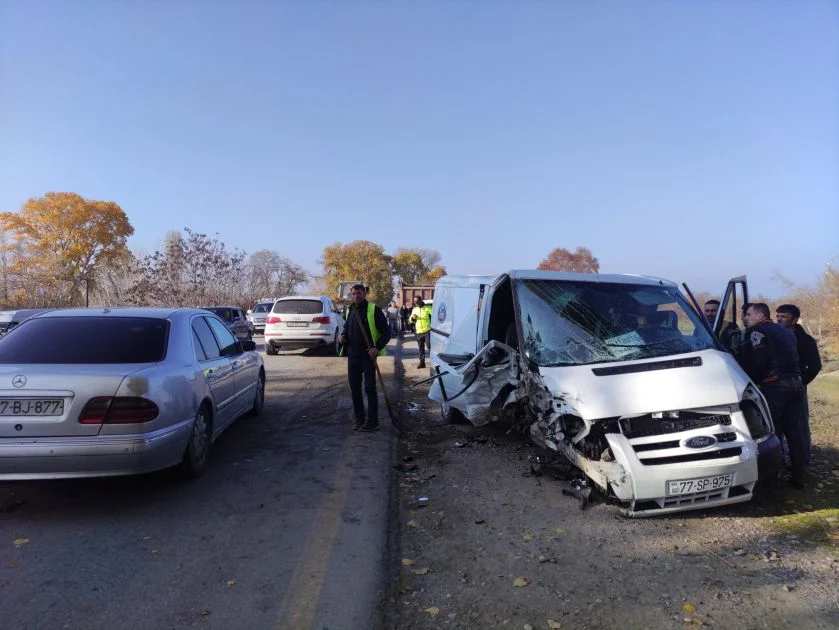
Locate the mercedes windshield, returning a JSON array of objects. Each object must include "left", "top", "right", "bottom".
[{"left": 514, "top": 279, "right": 718, "bottom": 367}]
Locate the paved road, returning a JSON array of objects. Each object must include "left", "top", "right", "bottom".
[{"left": 0, "top": 340, "right": 400, "bottom": 630}]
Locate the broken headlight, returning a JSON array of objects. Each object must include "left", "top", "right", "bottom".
[{"left": 739, "top": 385, "right": 772, "bottom": 440}]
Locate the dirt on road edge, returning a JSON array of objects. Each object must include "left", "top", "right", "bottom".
[{"left": 387, "top": 343, "right": 839, "bottom": 630}]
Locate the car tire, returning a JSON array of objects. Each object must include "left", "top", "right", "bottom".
[
  {"left": 251, "top": 371, "right": 265, "bottom": 415},
  {"left": 441, "top": 401, "right": 466, "bottom": 424},
  {"left": 331, "top": 331, "right": 341, "bottom": 356},
  {"left": 265, "top": 343, "right": 278, "bottom": 356},
  {"left": 180, "top": 405, "right": 211, "bottom": 478}
]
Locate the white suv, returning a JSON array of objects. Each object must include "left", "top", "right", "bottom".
[
  {"left": 247, "top": 300, "right": 277, "bottom": 335},
  {"left": 264, "top": 296, "right": 345, "bottom": 356}
]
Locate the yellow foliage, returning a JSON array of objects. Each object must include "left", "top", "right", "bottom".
[
  {"left": 1, "top": 192, "right": 133, "bottom": 306},
  {"left": 320, "top": 240, "right": 393, "bottom": 304}
]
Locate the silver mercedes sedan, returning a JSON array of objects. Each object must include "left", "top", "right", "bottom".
[{"left": 0, "top": 307, "right": 265, "bottom": 480}]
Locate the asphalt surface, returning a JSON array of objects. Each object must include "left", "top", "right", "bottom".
[{"left": 0, "top": 339, "right": 400, "bottom": 630}]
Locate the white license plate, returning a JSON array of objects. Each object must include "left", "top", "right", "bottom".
[
  {"left": 286, "top": 322, "right": 308, "bottom": 328},
  {"left": 667, "top": 474, "right": 734, "bottom": 496},
  {"left": 0, "top": 398, "right": 64, "bottom": 416}
]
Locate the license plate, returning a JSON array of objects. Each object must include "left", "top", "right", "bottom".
[
  {"left": 667, "top": 474, "right": 734, "bottom": 496},
  {"left": 0, "top": 399, "right": 64, "bottom": 416},
  {"left": 286, "top": 322, "right": 308, "bottom": 328}
]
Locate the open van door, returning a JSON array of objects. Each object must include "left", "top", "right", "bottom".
[
  {"left": 715, "top": 275, "right": 749, "bottom": 355},
  {"left": 429, "top": 278, "right": 519, "bottom": 425}
]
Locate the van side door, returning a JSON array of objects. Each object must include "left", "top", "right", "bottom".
[{"left": 429, "top": 281, "right": 518, "bottom": 425}]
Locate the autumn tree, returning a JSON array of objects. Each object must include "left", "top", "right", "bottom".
[
  {"left": 392, "top": 247, "right": 446, "bottom": 284},
  {"left": 0, "top": 192, "right": 134, "bottom": 306},
  {"left": 89, "top": 249, "right": 142, "bottom": 307},
  {"left": 537, "top": 246, "right": 600, "bottom": 273},
  {"left": 246, "top": 249, "right": 308, "bottom": 301},
  {"left": 424, "top": 266, "right": 447, "bottom": 284},
  {"left": 774, "top": 263, "right": 839, "bottom": 356},
  {"left": 320, "top": 240, "right": 393, "bottom": 304},
  {"left": 130, "top": 229, "right": 246, "bottom": 307}
]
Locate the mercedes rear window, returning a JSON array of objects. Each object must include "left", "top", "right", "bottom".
[
  {"left": 272, "top": 300, "right": 323, "bottom": 315},
  {"left": 0, "top": 317, "right": 169, "bottom": 364}
]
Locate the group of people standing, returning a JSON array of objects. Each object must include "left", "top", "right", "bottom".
[{"left": 704, "top": 299, "right": 822, "bottom": 489}]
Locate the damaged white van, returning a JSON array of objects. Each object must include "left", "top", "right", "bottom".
[{"left": 427, "top": 271, "right": 781, "bottom": 516}]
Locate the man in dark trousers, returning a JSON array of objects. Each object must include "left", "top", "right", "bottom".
[
  {"left": 738, "top": 303, "right": 807, "bottom": 488},
  {"left": 775, "top": 303, "right": 822, "bottom": 458},
  {"left": 338, "top": 284, "right": 391, "bottom": 432}
]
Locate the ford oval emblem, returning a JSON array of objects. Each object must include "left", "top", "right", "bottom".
[
  {"left": 684, "top": 435, "right": 717, "bottom": 449},
  {"left": 437, "top": 303, "right": 447, "bottom": 323}
]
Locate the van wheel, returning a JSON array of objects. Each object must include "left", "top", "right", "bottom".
[
  {"left": 180, "top": 405, "right": 211, "bottom": 478},
  {"left": 266, "top": 344, "right": 278, "bottom": 356},
  {"left": 441, "top": 401, "right": 466, "bottom": 424}
]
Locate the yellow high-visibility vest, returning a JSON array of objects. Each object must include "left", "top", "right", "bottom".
[{"left": 411, "top": 304, "right": 432, "bottom": 334}]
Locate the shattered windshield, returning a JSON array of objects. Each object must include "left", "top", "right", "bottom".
[{"left": 514, "top": 279, "right": 717, "bottom": 367}]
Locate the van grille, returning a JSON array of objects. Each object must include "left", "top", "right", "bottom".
[
  {"left": 661, "top": 484, "right": 750, "bottom": 509},
  {"left": 632, "top": 432, "right": 739, "bottom": 454},
  {"left": 620, "top": 413, "right": 731, "bottom": 439},
  {"left": 640, "top": 447, "right": 742, "bottom": 466}
]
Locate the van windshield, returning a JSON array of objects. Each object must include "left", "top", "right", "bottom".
[{"left": 514, "top": 279, "right": 718, "bottom": 367}]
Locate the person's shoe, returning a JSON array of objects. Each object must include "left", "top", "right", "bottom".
[
  {"left": 359, "top": 424, "right": 380, "bottom": 432},
  {"left": 352, "top": 418, "right": 365, "bottom": 431},
  {"left": 417, "top": 362, "right": 426, "bottom": 369}
]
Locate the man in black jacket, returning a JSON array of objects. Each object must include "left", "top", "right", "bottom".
[
  {"left": 739, "top": 303, "right": 807, "bottom": 488},
  {"left": 338, "top": 284, "right": 391, "bottom": 432},
  {"left": 775, "top": 304, "right": 822, "bottom": 385},
  {"left": 776, "top": 304, "right": 822, "bottom": 465}
]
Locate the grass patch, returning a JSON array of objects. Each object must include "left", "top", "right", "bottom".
[
  {"left": 810, "top": 374, "right": 839, "bottom": 409},
  {"left": 767, "top": 371, "right": 839, "bottom": 551},
  {"left": 772, "top": 508, "right": 839, "bottom": 553}
]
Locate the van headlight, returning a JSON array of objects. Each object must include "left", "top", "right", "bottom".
[{"left": 739, "top": 384, "right": 772, "bottom": 440}]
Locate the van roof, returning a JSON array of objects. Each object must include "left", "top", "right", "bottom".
[{"left": 435, "top": 271, "right": 677, "bottom": 288}]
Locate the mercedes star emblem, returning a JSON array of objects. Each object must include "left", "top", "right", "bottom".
[{"left": 12, "top": 375, "right": 26, "bottom": 388}]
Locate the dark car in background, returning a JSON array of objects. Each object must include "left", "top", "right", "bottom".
[{"left": 200, "top": 306, "right": 253, "bottom": 340}]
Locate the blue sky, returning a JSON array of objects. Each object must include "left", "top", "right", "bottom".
[{"left": 2, "top": 1, "right": 837, "bottom": 298}]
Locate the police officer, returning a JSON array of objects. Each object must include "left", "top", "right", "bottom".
[
  {"left": 738, "top": 303, "right": 807, "bottom": 488},
  {"left": 338, "top": 284, "right": 391, "bottom": 432},
  {"left": 409, "top": 297, "right": 433, "bottom": 369}
]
